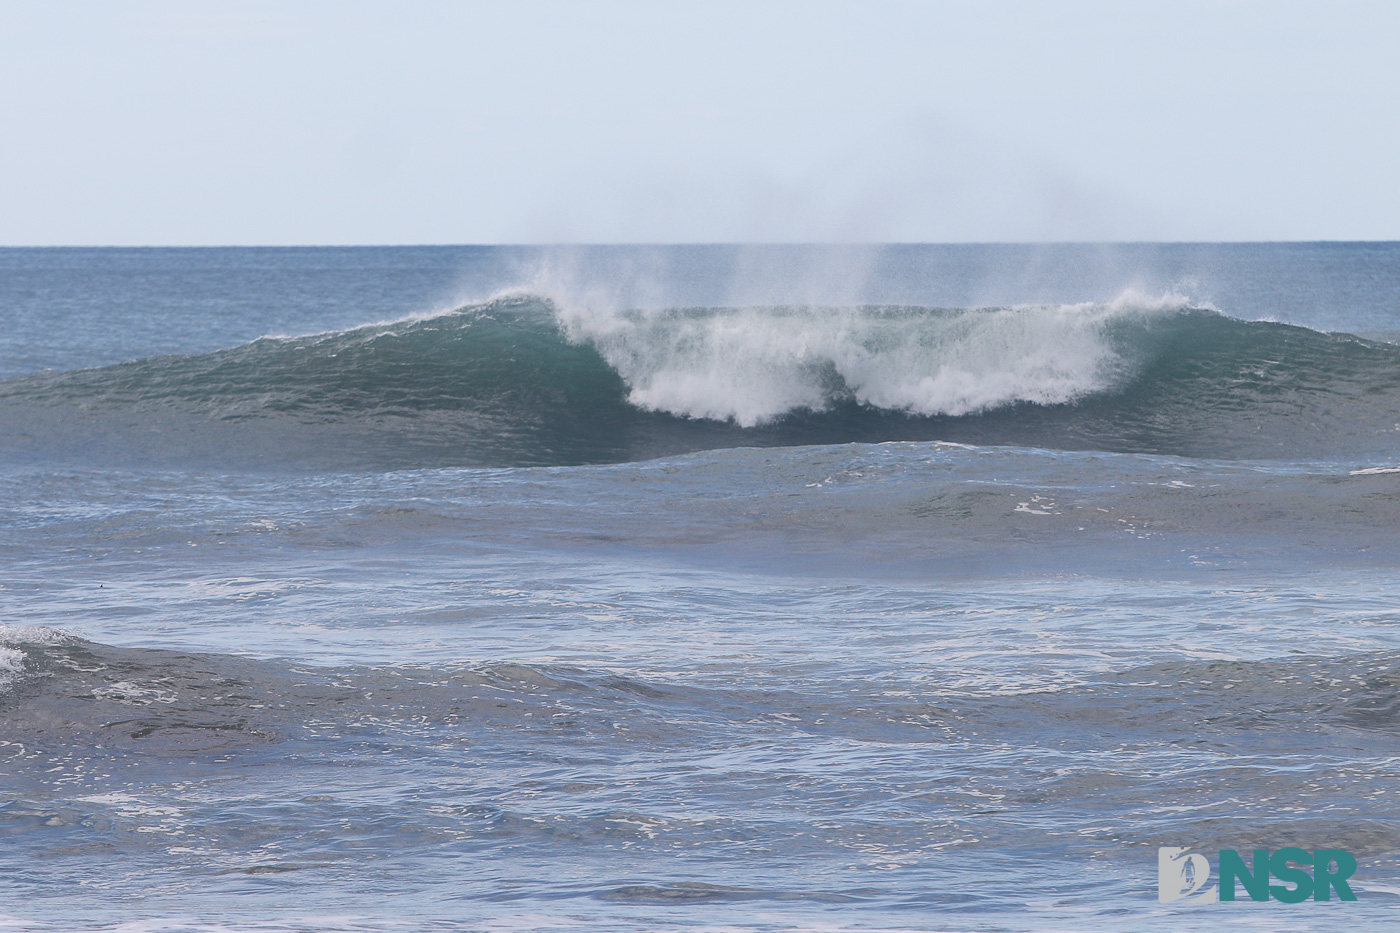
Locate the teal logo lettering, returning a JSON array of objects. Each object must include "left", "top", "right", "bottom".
[{"left": 1157, "top": 847, "right": 1357, "bottom": 905}]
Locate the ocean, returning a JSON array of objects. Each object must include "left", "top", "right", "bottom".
[{"left": 2, "top": 243, "right": 1399, "bottom": 931}]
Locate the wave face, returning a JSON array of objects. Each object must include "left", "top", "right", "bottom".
[{"left": 3, "top": 294, "right": 1399, "bottom": 468}]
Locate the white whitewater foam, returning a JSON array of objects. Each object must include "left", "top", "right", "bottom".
[
  {"left": 0, "top": 624, "right": 71, "bottom": 694},
  {"left": 556, "top": 292, "right": 1179, "bottom": 426},
  {"left": 0, "top": 646, "right": 21, "bottom": 694}
]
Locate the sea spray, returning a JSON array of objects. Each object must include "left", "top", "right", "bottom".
[{"left": 554, "top": 297, "right": 1168, "bottom": 424}]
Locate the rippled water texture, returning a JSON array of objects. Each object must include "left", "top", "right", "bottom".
[{"left": 3, "top": 245, "right": 1400, "bottom": 931}]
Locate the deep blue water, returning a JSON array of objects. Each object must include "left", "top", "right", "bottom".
[{"left": 3, "top": 244, "right": 1400, "bottom": 931}]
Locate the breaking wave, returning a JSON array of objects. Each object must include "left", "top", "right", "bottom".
[
  {"left": 2, "top": 293, "right": 1398, "bottom": 468},
  {"left": 554, "top": 294, "right": 1159, "bottom": 426}
]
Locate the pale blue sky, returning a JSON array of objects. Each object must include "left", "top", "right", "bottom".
[{"left": 2, "top": 0, "right": 1397, "bottom": 244}]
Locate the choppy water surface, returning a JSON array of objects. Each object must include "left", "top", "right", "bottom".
[{"left": 3, "top": 244, "right": 1400, "bottom": 931}]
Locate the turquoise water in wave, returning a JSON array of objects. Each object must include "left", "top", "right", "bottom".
[{"left": 3, "top": 244, "right": 1400, "bottom": 931}]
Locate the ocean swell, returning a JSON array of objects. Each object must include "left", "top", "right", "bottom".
[{"left": 1, "top": 294, "right": 1398, "bottom": 468}]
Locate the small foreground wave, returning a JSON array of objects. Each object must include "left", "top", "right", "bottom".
[{"left": 5, "top": 629, "right": 1400, "bottom": 930}]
